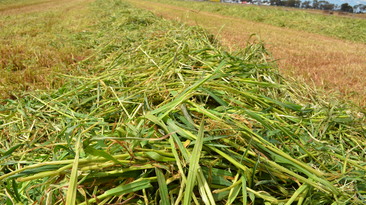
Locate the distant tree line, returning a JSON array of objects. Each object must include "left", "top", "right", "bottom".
[{"left": 263, "top": 0, "right": 366, "bottom": 13}]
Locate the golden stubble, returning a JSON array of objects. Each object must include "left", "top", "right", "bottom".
[
  {"left": 0, "top": 0, "right": 94, "bottom": 98},
  {"left": 130, "top": 0, "right": 366, "bottom": 107},
  {"left": 0, "top": 0, "right": 91, "bottom": 15}
]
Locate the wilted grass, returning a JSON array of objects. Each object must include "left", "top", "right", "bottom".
[
  {"left": 1, "top": 0, "right": 365, "bottom": 204},
  {"left": 146, "top": 0, "right": 366, "bottom": 43}
]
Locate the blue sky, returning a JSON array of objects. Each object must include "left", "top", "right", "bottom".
[{"left": 327, "top": 0, "right": 366, "bottom": 6}]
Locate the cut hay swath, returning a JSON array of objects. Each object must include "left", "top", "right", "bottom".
[{"left": 0, "top": 0, "right": 365, "bottom": 204}]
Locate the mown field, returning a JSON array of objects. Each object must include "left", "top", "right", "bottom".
[
  {"left": 1, "top": 0, "right": 366, "bottom": 204},
  {"left": 144, "top": 0, "right": 366, "bottom": 43},
  {"left": 147, "top": 0, "right": 366, "bottom": 43},
  {"left": 129, "top": 0, "right": 366, "bottom": 107}
]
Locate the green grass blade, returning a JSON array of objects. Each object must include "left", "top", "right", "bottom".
[
  {"left": 208, "top": 146, "right": 249, "bottom": 173},
  {"left": 197, "top": 167, "right": 216, "bottom": 205},
  {"left": 155, "top": 167, "right": 170, "bottom": 205},
  {"left": 84, "top": 146, "right": 123, "bottom": 165},
  {"left": 246, "top": 187, "right": 279, "bottom": 204},
  {"left": 80, "top": 179, "right": 152, "bottom": 205},
  {"left": 0, "top": 144, "right": 23, "bottom": 160},
  {"left": 285, "top": 184, "right": 308, "bottom": 205},
  {"left": 66, "top": 135, "right": 81, "bottom": 205},
  {"left": 151, "top": 61, "right": 225, "bottom": 119},
  {"left": 241, "top": 174, "right": 247, "bottom": 205},
  {"left": 226, "top": 173, "right": 241, "bottom": 205},
  {"left": 183, "top": 119, "right": 205, "bottom": 205}
]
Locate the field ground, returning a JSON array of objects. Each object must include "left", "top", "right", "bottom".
[{"left": 129, "top": 0, "right": 366, "bottom": 107}]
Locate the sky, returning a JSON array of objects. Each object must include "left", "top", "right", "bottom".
[{"left": 327, "top": 0, "right": 366, "bottom": 6}]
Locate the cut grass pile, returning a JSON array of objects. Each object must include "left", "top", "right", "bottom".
[
  {"left": 146, "top": 0, "right": 366, "bottom": 43},
  {"left": 1, "top": 0, "right": 366, "bottom": 204}
]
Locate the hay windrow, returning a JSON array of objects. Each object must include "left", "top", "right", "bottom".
[{"left": 0, "top": 0, "right": 365, "bottom": 204}]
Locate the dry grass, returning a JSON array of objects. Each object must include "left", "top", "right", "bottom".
[
  {"left": 0, "top": 0, "right": 47, "bottom": 11},
  {"left": 129, "top": 0, "right": 366, "bottom": 107},
  {"left": 0, "top": 0, "right": 95, "bottom": 99},
  {"left": 0, "top": 0, "right": 87, "bottom": 15}
]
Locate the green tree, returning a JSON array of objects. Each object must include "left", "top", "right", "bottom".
[
  {"left": 302, "top": 1, "right": 312, "bottom": 8},
  {"left": 319, "top": 1, "right": 334, "bottom": 10},
  {"left": 285, "top": 0, "right": 301, "bottom": 7},
  {"left": 353, "top": 4, "right": 366, "bottom": 13},
  {"left": 340, "top": 3, "right": 353, "bottom": 12},
  {"left": 270, "top": 0, "right": 284, "bottom": 6}
]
